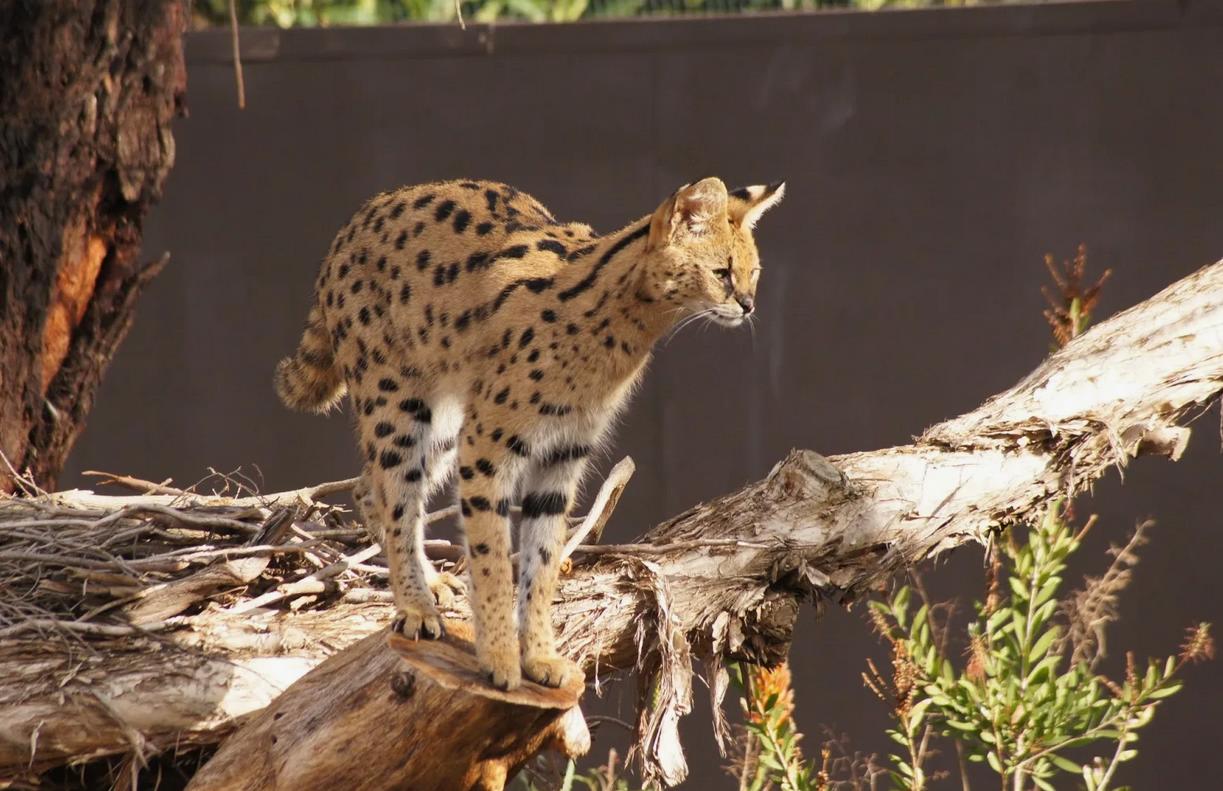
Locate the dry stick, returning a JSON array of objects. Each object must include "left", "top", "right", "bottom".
[
  {"left": 226, "top": 544, "right": 384, "bottom": 614},
  {"left": 561, "top": 456, "right": 636, "bottom": 561},
  {"left": 573, "top": 538, "right": 772, "bottom": 556},
  {"left": 0, "top": 617, "right": 169, "bottom": 640},
  {"left": 82, "top": 471, "right": 187, "bottom": 497},
  {"left": 228, "top": 0, "right": 245, "bottom": 109}
]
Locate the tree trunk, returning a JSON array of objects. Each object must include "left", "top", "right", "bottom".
[
  {"left": 0, "top": 262, "right": 1220, "bottom": 787},
  {"left": 0, "top": 0, "right": 187, "bottom": 493}
]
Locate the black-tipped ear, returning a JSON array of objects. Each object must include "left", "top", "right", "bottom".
[
  {"left": 648, "top": 177, "right": 729, "bottom": 248},
  {"left": 728, "top": 181, "right": 786, "bottom": 229}
]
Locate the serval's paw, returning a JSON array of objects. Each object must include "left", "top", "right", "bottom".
[
  {"left": 479, "top": 642, "right": 522, "bottom": 691},
  {"left": 428, "top": 571, "right": 466, "bottom": 610},
  {"left": 522, "top": 652, "right": 576, "bottom": 689},
  {"left": 391, "top": 604, "right": 444, "bottom": 641}
]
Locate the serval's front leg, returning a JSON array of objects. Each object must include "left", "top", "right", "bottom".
[{"left": 516, "top": 442, "right": 589, "bottom": 688}]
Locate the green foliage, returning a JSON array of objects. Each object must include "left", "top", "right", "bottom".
[
  {"left": 732, "top": 504, "right": 1211, "bottom": 791},
  {"left": 194, "top": 0, "right": 1000, "bottom": 27},
  {"left": 869, "top": 504, "right": 1211, "bottom": 791}
]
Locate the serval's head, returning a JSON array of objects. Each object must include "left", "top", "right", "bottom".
[{"left": 642, "top": 176, "right": 785, "bottom": 328}]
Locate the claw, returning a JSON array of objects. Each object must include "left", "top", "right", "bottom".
[
  {"left": 479, "top": 644, "right": 522, "bottom": 691},
  {"left": 522, "top": 653, "right": 575, "bottom": 688},
  {"left": 391, "top": 608, "right": 444, "bottom": 641}
]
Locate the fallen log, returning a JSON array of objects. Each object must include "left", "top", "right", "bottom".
[{"left": 1, "top": 261, "right": 1220, "bottom": 788}]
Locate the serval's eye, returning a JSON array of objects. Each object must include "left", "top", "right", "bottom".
[{"left": 713, "top": 267, "right": 732, "bottom": 288}]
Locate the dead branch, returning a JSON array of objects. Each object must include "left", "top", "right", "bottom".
[{"left": 1, "top": 262, "right": 1220, "bottom": 788}]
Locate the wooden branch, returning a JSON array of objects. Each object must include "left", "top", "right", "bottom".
[{"left": 1, "top": 262, "right": 1220, "bottom": 788}]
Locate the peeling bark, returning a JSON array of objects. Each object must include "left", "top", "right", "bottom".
[{"left": 0, "top": 0, "right": 186, "bottom": 492}]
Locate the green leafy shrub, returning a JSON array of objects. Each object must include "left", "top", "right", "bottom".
[{"left": 865, "top": 505, "right": 1212, "bottom": 791}]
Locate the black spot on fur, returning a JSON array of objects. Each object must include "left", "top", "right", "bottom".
[
  {"left": 453, "top": 209, "right": 471, "bottom": 233},
  {"left": 378, "top": 378, "right": 399, "bottom": 392},
  {"left": 379, "top": 450, "right": 403, "bottom": 469},
  {"left": 566, "top": 244, "right": 596, "bottom": 262},
  {"left": 413, "top": 194, "right": 435, "bottom": 209},
  {"left": 495, "top": 244, "right": 529, "bottom": 262},
  {"left": 476, "top": 458, "right": 495, "bottom": 477},
  {"left": 466, "top": 251, "right": 490, "bottom": 272},
  {"left": 506, "top": 435, "right": 529, "bottom": 456},
  {"left": 434, "top": 200, "right": 455, "bottom": 222},
  {"left": 536, "top": 239, "right": 567, "bottom": 257},
  {"left": 374, "top": 422, "right": 394, "bottom": 438},
  {"left": 476, "top": 222, "right": 494, "bottom": 236},
  {"left": 559, "top": 223, "right": 649, "bottom": 301},
  {"left": 459, "top": 466, "right": 474, "bottom": 480},
  {"left": 545, "top": 445, "right": 590, "bottom": 466},
  {"left": 521, "top": 491, "right": 567, "bottom": 519},
  {"left": 469, "top": 496, "right": 491, "bottom": 512},
  {"left": 519, "top": 327, "right": 535, "bottom": 348}
]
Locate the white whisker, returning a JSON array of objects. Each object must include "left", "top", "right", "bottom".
[{"left": 663, "top": 308, "right": 716, "bottom": 347}]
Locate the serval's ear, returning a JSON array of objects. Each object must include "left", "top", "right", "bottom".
[
  {"left": 727, "top": 181, "right": 786, "bottom": 230},
  {"left": 648, "top": 177, "right": 729, "bottom": 249}
]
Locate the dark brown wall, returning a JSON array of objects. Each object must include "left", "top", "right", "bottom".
[{"left": 65, "top": 1, "right": 1223, "bottom": 786}]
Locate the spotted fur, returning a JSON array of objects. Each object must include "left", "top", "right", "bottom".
[{"left": 275, "top": 177, "right": 784, "bottom": 690}]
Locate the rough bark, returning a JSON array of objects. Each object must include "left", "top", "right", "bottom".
[
  {"left": 0, "top": 262, "right": 1220, "bottom": 787},
  {"left": 187, "top": 623, "right": 589, "bottom": 791},
  {"left": 0, "top": 0, "right": 186, "bottom": 493}
]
